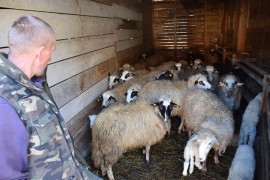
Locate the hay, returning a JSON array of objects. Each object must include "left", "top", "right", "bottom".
[{"left": 87, "top": 117, "right": 237, "bottom": 180}]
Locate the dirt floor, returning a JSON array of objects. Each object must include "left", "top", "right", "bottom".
[{"left": 87, "top": 117, "right": 238, "bottom": 180}]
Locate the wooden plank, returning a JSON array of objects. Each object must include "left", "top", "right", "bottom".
[
  {"left": 60, "top": 78, "right": 108, "bottom": 123},
  {"left": 116, "top": 45, "right": 144, "bottom": 66},
  {"left": 51, "top": 58, "right": 116, "bottom": 108},
  {"left": 92, "top": 0, "right": 112, "bottom": 6},
  {"left": 50, "top": 34, "right": 114, "bottom": 64},
  {"left": 114, "top": 29, "right": 143, "bottom": 41},
  {"left": 113, "top": 3, "right": 142, "bottom": 21},
  {"left": 47, "top": 46, "right": 115, "bottom": 86},
  {"left": 0, "top": 9, "right": 114, "bottom": 47},
  {"left": 113, "top": 18, "right": 140, "bottom": 30},
  {"left": 73, "top": 125, "right": 92, "bottom": 157},
  {"left": 115, "top": 37, "right": 143, "bottom": 52},
  {"left": 0, "top": 0, "right": 112, "bottom": 17}
]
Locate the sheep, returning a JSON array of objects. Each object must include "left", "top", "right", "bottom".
[
  {"left": 108, "top": 72, "right": 120, "bottom": 89},
  {"left": 99, "top": 75, "right": 150, "bottom": 108},
  {"left": 217, "top": 73, "right": 244, "bottom": 112},
  {"left": 147, "top": 61, "right": 176, "bottom": 72},
  {"left": 137, "top": 73, "right": 212, "bottom": 117},
  {"left": 182, "top": 133, "right": 203, "bottom": 176},
  {"left": 202, "top": 65, "right": 220, "bottom": 93},
  {"left": 206, "top": 47, "right": 219, "bottom": 64},
  {"left": 178, "top": 89, "right": 234, "bottom": 166},
  {"left": 227, "top": 145, "right": 256, "bottom": 180},
  {"left": 91, "top": 97, "right": 177, "bottom": 180},
  {"left": 192, "top": 59, "right": 204, "bottom": 74},
  {"left": 238, "top": 92, "right": 262, "bottom": 146},
  {"left": 119, "top": 70, "right": 135, "bottom": 83},
  {"left": 155, "top": 70, "right": 174, "bottom": 80},
  {"left": 125, "top": 84, "right": 142, "bottom": 104},
  {"left": 119, "top": 63, "right": 135, "bottom": 72}
]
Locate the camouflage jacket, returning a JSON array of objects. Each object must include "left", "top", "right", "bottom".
[{"left": 0, "top": 53, "right": 91, "bottom": 179}]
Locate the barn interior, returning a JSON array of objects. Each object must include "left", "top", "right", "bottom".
[{"left": 1, "top": 0, "right": 270, "bottom": 179}]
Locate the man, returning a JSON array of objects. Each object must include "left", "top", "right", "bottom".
[{"left": 0, "top": 16, "right": 101, "bottom": 179}]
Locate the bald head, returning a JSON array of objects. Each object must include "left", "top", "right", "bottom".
[{"left": 8, "top": 16, "right": 56, "bottom": 54}]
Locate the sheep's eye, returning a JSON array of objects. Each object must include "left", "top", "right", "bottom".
[
  {"left": 224, "top": 82, "right": 228, "bottom": 86},
  {"left": 199, "top": 81, "right": 205, "bottom": 85}
]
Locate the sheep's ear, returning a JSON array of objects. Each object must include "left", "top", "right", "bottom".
[
  {"left": 124, "top": 92, "right": 127, "bottom": 96},
  {"left": 190, "top": 133, "right": 197, "bottom": 141},
  {"left": 170, "top": 102, "right": 180, "bottom": 108},
  {"left": 109, "top": 96, "right": 117, "bottom": 102},
  {"left": 96, "top": 96, "right": 103, "bottom": 102},
  {"left": 151, "top": 101, "right": 162, "bottom": 106},
  {"left": 108, "top": 72, "right": 111, "bottom": 76},
  {"left": 218, "top": 82, "right": 224, "bottom": 86},
  {"left": 237, "top": 82, "right": 244, "bottom": 86}
]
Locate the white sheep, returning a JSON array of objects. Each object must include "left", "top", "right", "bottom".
[
  {"left": 108, "top": 72, "right": 120, "bottom": 89},
  {"left": 138, "top": 73, "right": 212, "bottom": 117},
  {"left": 125, "top": 84, "right": 142, "bottom": 104},
  {"left": 91, "top": 97, "right": 177, "bottom": 180},
  {"left": 238, "top": 92, "right": 262, "bottom": 146},
  {"left": 227, "top": 145, "right": 256, "bottom": 180},
  {"left": 217, "top": 73, "right": 244, "bottom": 112},
  {"left": 119, "top": 70, "right": 135, "bottom": 83},
  {"left": 179, "top": 89, "right": 234, "bottom": 166},
  {"left": 182, "top": 133, "right": 203, "bottom": 176}
]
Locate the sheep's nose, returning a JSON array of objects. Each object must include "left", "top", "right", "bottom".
[{"left": 101, "top": 105, "right": 106, "bottom": 108}]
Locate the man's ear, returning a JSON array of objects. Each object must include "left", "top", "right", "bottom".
[{"left": 36, "top": 46, "right": 45, "bottom": 60}]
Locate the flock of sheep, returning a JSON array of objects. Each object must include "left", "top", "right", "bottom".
[{"left": 89, "top": 51, "right": 262, "bottom": 180}]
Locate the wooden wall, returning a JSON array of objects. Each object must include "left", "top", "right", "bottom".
[
  {"left": 0, "top": 0, "right": 143, "bottom": 156},
  {"left": 222, "top": 0, "right": 270, "bottom": 68}
]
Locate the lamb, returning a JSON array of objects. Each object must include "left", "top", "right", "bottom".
[
  {"left": 178, "top": 89, "right": 234, "bottom": 166},
  {"left": 217, "top": 73, "right": 244, "bottom": 112},
  {"left": 91, "top": 97, "right": 177, "bottom": 180},
  {"left": 138, "top": 73, "right": 212, "bottom": 117},
  {"left": 182, "top": 133, "right": 203, "bottom": 176},
  {"left": 125, "top": 84, "right": 142, "bottom": 104},
  {"left": 227, "top": 145, "right": 255, "bottom": 180},
  {"left": 108, "top": 72, "right": 120, "bottom": 89},
  {"left": 238, "top": 92, "right": 262, "bottom": 146}
]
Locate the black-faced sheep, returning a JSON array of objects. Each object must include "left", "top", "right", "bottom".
[
  {"left": 108, "top": 73, "right": 120, "bottom": 89},
  {"left": 178, "top": 89, "right": 234, "bottom": 167},
  {"left": 91, "top": 97, "right": 177, "bottom": 180},
  {"left": 137, "top": 73, "right": 212, "bottom": 117},
  {"left": 217, "top": 73, "right": 244, "bottom": 112},
  {"left": 227, "top": 145, "right": 255, "bottom": 180},
  {"left": 125, "top": 84, "right": 142, "bottom": 104},
  {"left": 238, "top": 92, "right": 262, "bottom": 146}
]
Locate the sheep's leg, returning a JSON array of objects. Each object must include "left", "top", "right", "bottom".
[
  {"left": 214, "top": 150, "right": 219, "bottom": 164},
  {"left": 100, "top": 159, "right": 106, "bottom": 176},
  {"left": 248, "top": 133, "right": 255, "bottom": 146},
  {"left": 189, "top": 156, "right": 195, "bottom": 174},
  {"left": 195, "top": 156, "right": 203, "bottom": 170},
  {"left": 105, "top": 161, "right": 114, "bottom": 180},
  {"left": 182, "top": 158, "right": 190, "bottom": 176},
  {"left": 145, "top": 145, "right": 151, "bottom": 167}
]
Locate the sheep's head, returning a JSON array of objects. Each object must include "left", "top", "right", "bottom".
[
  {"left": 171, "top": 63, "right": 184, "bottom": 73},
  {"left": 119, "top": 63, "right": 135, "bottom": 72},
  {"left": 191, "top": 132, "right": 219, "bottom": 162},
  {"left": 189, "top": 74, "right": 212, "bottom": 90},
  {"left": 202, "top": 65, "right": 219, "bottom": 82},
  {"left": 125, "top": 85, "right": 141, "bottom": 104},
  {"left": 120, "top": 70, "right": 135, "bottom": 83},
  {"left": 192, "top": 59, "right": 204, "bottom": 71},
  {"left": 99, "top": 91, "right": 117, "bottom": 108},
  {"left": 155, "top": 70, "right": 174, "bottom": 80},
  {"left": 108, "top": 73, "right": 119, "bottom": 89},
  {"left": 152, "top": 97, "right": 178, "bottom": 122},
  {"left": 219, "top": 74, "right": 243, "bottom": 96}
]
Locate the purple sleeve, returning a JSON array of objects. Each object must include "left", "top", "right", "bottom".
[{"left": 0, "top": 97, "right": 30, "bottom": 179}]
